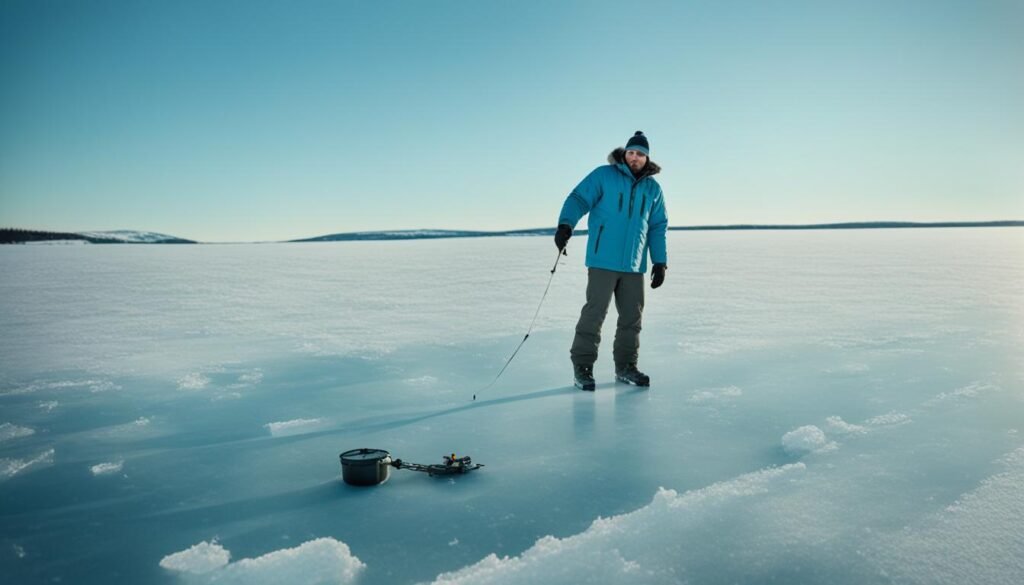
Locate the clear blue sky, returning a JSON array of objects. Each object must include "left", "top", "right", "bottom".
[{"left": 1, "top": 0, "right": 1021, "bottom": 242}]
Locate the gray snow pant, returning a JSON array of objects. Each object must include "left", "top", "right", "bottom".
[{"left": 570, "top": 268, "right": 645, "bottom": 368}]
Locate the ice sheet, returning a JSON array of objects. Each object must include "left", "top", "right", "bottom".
[{"left": 1, "top": 229, "right": 1022, "bottom": 584}]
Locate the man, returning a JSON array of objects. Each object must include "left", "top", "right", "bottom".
[{"left": 555, "top": 131, "right": 668, "bottom": 391}]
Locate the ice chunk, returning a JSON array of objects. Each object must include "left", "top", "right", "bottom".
[{"left": 781, "top": 425, "right": 834, "bottom": 456}]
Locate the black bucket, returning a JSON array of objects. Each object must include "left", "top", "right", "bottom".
[{"left": 340, "top": 448, "right": 392, "bottom": 486}]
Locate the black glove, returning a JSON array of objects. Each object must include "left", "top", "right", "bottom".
[
  {"left": 555, "top": 224, "right": 572, "bottom": 251},
  {"left": 651, "top": 263, "right": 667, "bottom": 289}
]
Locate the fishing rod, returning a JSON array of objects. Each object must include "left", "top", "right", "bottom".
[{"left": 472, "top": 247, "right": 566, "bottom": 401}]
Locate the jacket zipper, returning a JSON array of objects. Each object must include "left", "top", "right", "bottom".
[
  {"left": 628, "top": 184, "right": 637, "bottom": 219},
  {"left": 641, "top": 194, "right": 647, "bottom": 216},
  {"left": 593, "top": 225, "right": 605, "bottom": 253},
  {"left": 618, "top": 193, "right": 623, "bottom": 212}
]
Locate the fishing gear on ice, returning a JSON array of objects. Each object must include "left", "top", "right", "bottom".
[
  {"left": 472, "top": 247, "right": 566, "bottom": 401},
  {"left": 339, "top": 448, "right": 484, "bottom": 487}
]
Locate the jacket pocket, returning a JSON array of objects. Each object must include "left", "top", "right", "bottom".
[
  {"left": 641, "top": 194, "right": 647, "bottom": 216},
  {"left": 593, "top": 225, "right": 605, "bottom": 253},
  {"left": 618, "top": 193, "right": 623, "bottom": 213}
]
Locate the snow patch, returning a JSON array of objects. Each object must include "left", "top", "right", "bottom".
[
  {"left": 0, "top": 422, "right": 35, "bottom": 442},
  {"left": 237, "top": 370, "right": 264, "bottom": 385},
  {"left": 781, "top": 425, "right": 836, "bottom": 456},
  {"left": 77, "top": 230, "right": 187, "bottom": 243},
  {"left": 2, "top": 378, "right": 114, "bottom": 396},
  {"left": 38, "top": 400, "right": 59, "bottom": 412},
  {"left": 825, "top": 415, "right": 868, "bottom": 435},
  {"left": 430, "top": 463, "right": 805, "bottom": 584},
  {"left": 160, "top": 537, "right": 364, "bottom": 584},
  {"left": 91, "top": 460, "right": 124, "bottom": 475},
  {"left": 1, "top": 448, "right": 55, "bottom": 481},
  {"left": 88, "top": 380, "right": 121, "bottom": 393},
  {"left": 933, "top": 381, "right": 999, "bottom": 402},
  {"left": 873, "top": 447, "right": 1024, "bottom": 584},
  {"left": 866, "top": 412, "right": 911, "bottom": 426},
  {"left": 265, "top": 418, "right": 325, "bottom": 437},
  {"left": 178, "top": 372, "right": 210, "bottom": 391},
  {"left": 159, "top": 540, "right": 230, "bottom": 574}
]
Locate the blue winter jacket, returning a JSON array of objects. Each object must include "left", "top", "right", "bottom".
[{"left": 558, "top": 148, "right": 668, "bottom": 273}]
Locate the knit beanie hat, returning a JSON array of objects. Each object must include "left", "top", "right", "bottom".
[{"left": 625, "top": 131, "right": 650, "bottom": 155}]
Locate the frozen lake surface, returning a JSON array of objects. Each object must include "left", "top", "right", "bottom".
[{"left": 1, "top": 229, "right": 1022, "bottom": 584}]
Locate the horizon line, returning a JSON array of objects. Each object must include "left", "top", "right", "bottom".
[
  {"left": 3, "top": 220, "right": 1022, "bottom": 245},
  {"left": 291, "top": 220, "right": 1024, "bottom": 243}
]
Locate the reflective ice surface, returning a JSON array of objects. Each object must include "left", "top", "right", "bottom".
[{"left": 1, "top": 229, "right": 1022, "bottom": 584}]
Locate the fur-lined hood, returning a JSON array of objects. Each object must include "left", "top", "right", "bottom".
[{"left": 608, "top": 147, "right": 661, "bottom": 179}]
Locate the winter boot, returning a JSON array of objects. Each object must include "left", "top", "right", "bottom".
[
  {"left": 574, "top": 364, "right": 596, "bottom": 391},
  {"left": 615, "top": 363, "right": 650, "bottom": 387}
]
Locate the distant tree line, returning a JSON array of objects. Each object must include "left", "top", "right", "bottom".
[{"left": 0, "top": 228, "right": 119, "bottom": 244}]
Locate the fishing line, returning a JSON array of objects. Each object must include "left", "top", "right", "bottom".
[{"left": 472, "top": 247, "right": 566, "bottom": 401}]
